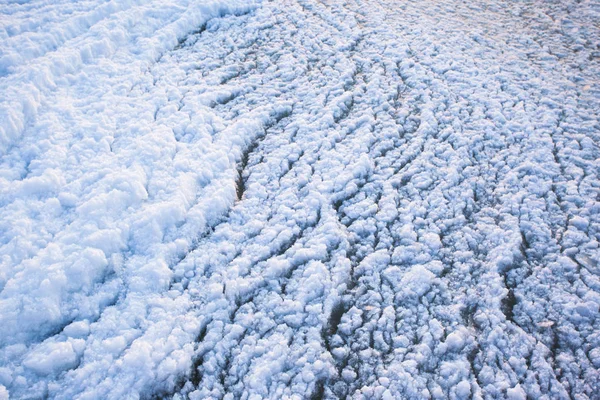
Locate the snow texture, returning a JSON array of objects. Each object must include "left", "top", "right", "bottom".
[{"left": 1, "top": 0, "right": 599, "bottom": 398}]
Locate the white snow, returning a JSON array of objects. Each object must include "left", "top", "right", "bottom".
[{"left": 1, "top": 0, "right": 599, "bottom": 398}]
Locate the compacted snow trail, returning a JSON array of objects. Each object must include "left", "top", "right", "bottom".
[{"left": 1, "top": 0, "right": 599, "bottom": 399}]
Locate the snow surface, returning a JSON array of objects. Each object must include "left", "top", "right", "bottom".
[{"left": 1, "top": 0, "right": 599, "bottom": 398}]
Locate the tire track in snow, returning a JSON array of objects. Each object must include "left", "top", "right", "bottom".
[{"left": 163, "top": 0, "right": 599, "bottom": 398}]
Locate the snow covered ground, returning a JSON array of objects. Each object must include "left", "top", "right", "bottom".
[{"left": 1, "top": 0, "right": 599, "bottom": 398}]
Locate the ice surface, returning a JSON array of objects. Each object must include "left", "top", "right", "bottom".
[{"left": 1, "top": 0, "right": 599, "bottom": 398}]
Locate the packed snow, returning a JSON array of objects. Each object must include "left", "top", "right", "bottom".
[{"left": 1, "top": 0, "right": 599, "bottom": 398}]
